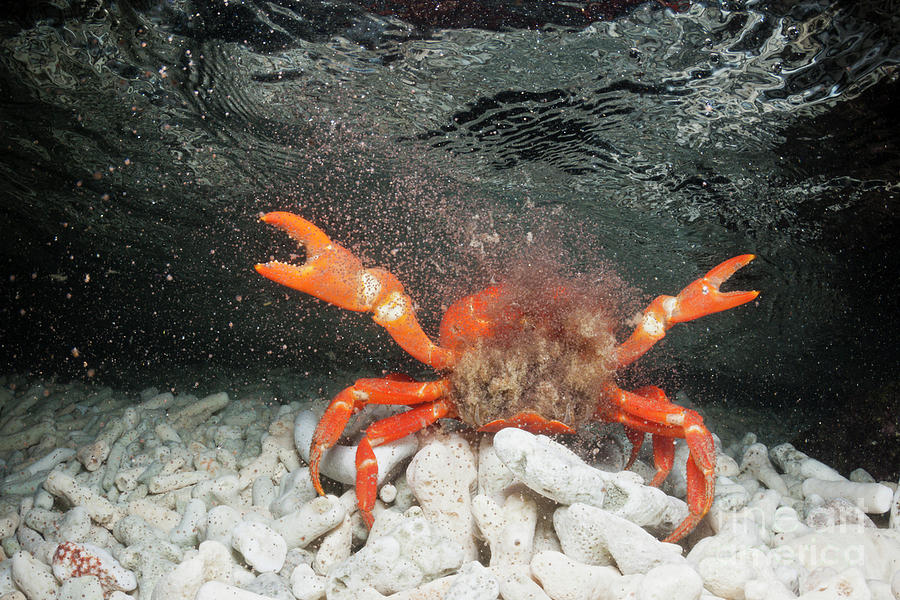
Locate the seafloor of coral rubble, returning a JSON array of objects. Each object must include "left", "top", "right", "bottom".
[{"left": 0, "top": 374, "right": 898, "bottom": 600}]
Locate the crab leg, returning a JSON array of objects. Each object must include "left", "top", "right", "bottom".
[
  {"left": 309, "top": 377, "right": 450, "bottom": 496},
  {"left": 478, "top": 412, "right": 576, "bottom": 435},
  {"left": 256, "top": 212, "right": 455, "bottom": 369},
  {"left": 355, "top": 399, "right": 456, "bottom": 526},
  {"left": 623, "top": 423, "right": 676, "bottom": 487},
  {"left": 607, "top": 386, "right": 678, "bottom": 487},
  {"left": 599, "top": 383, "right": 716, "bottom": 543},
  {"left": 616, "top": 254, "right": 759, "bottom": 368}
]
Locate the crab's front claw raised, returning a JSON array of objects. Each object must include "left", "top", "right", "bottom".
[
  {"left": 616, "top": 254, "right": 759, "bottom": 368},
  {"left": 670, "top": 254, "right": 760, "bottom": 324},
  {"left": 255, "top": 211, "right": 383, "bottom": 312},
  {"left": 256, "top": 211, "right": 455, "bottom": 370}
]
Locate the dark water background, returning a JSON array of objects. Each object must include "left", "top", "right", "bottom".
[{"left": 1, "top": 0, "right": 898, "bottom": 471}]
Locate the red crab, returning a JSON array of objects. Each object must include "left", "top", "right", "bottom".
[{"left": 255, "top": 211, "right": 759, "bottom": 542}]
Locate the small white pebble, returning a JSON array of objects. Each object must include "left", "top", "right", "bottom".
[
  {"left": 291, "top": 564, "right": 326, "bottom": 600},
  {"left": 232, "top": 520, "right": 287, "bottom": 573},
  {"left": 379, "top": 484, "right": 397, "bottom": 504},
  {"left": 195, "top": 580, "right": 276, "bottom": 600}
]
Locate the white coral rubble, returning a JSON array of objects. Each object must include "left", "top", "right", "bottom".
[{"left": 0, "top": 378, "right": 897, "bottom": 600}]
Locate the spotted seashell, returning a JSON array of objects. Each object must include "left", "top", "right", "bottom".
[{"left": 52, "top": 541, "right": 137, "bottom": 593}]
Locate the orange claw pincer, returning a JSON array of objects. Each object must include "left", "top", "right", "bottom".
[
  {"left": 616, "top": 254, "right": 759, "bottom": 367},
  {"left": 255, "top": 212, "right": 455, "bottom": 370}
]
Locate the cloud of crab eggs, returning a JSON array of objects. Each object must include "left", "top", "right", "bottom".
[
  {"left": 446, "top": 244, "right": 640, "bottom": 431},
  {"left": 260, "top": 103, "right": 647, "bottom": 401}
]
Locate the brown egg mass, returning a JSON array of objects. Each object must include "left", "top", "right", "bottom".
[{"left": 449, "top": 267, "right": 619, "bottom": 428}]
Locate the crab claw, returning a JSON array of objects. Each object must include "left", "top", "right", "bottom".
[
  {"left": 669, "top": 254, "right": 759, "bottom": 324},
  {"left": 255, "top": 211, "right": 382, "bottom": 312},
  {"left": 616, "top": 254, "right": 759, "bottom": 368},
  {"left": 256, "top": 211, "right": 455, "bottom": 370}
]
